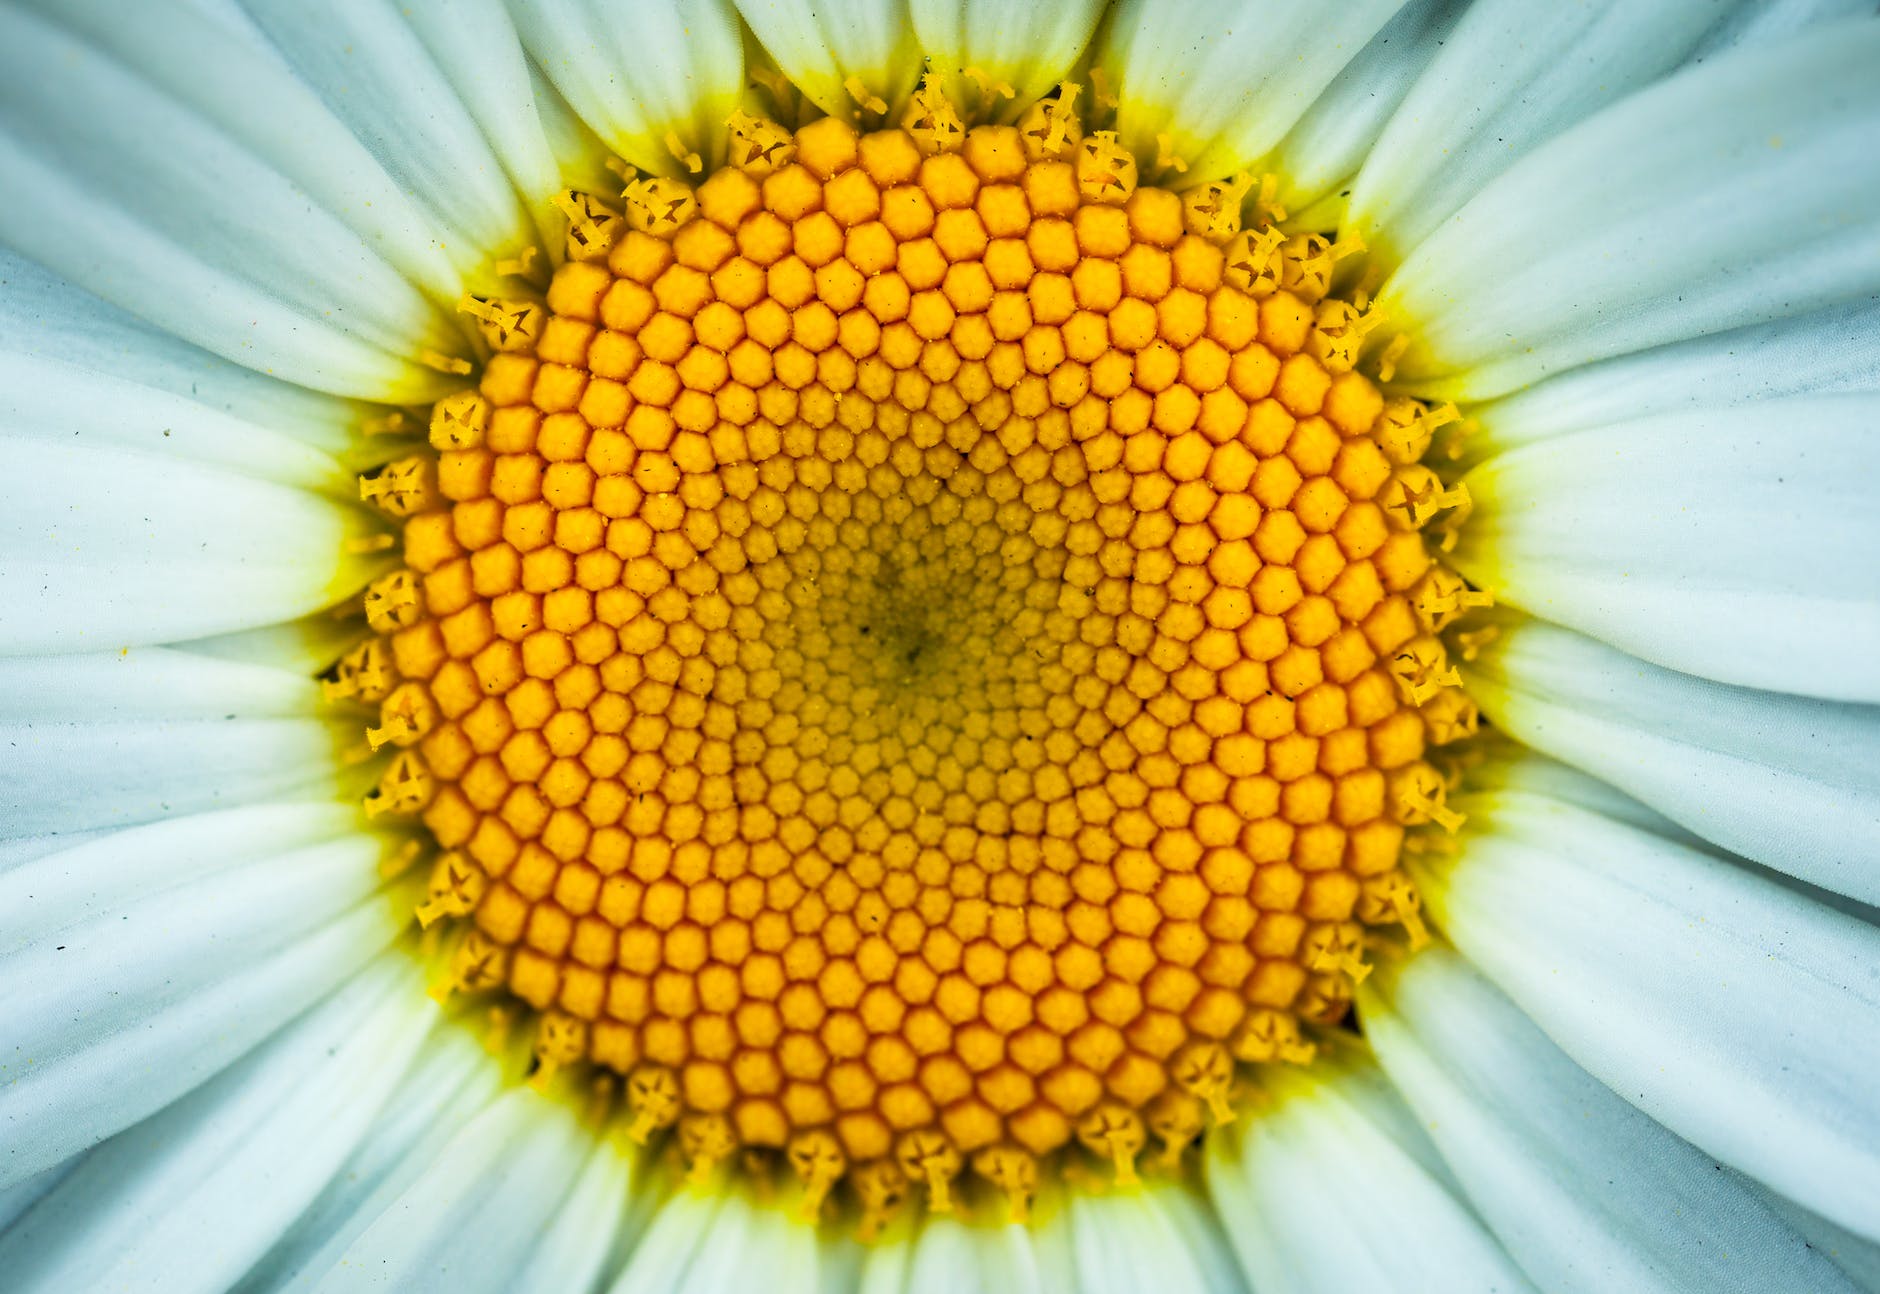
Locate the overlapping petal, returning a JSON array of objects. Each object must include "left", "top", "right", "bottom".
[
  {"left": 1462, "top": 616, "right": 1880, "bottom": 904},
  {"left": 1424, "top": 786, "right": 1880, "bottom": 1242},
  {"left": 1379, "top": 19, "right": 1880, "bottom": 400},
  {"left": 1095, "top": 0, "right": 1409, "bottom": 182},
  {"left": 1453, "top": 394, "right": 1880, "bottom": 701},
  {"left": 1363, "top": 949, "right": 1867, "bottom": 1292}
]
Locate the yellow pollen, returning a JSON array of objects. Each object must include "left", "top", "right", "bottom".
[{"left": 341, "top": 96, "right": 1483, "bottom": 1226}]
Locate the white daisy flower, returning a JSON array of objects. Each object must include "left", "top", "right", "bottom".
[{"left": 2, "top": 0, "right": 1877, "bottom": 1290}]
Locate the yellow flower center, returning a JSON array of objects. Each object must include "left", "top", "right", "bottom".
[{"left": 336, "top": 91, "right": 1480, "bottom": 1229}]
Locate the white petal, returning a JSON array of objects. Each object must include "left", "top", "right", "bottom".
[
  {"left": 235, "top": 0, "right": 538, "bottom": 270},
  {"left": 1208, "top": 1057, "right": 1537, "bottom": 1294},
  {"left": 0, "top": 1163, "right": 76, "bottom": 1237},
  {"left": 0, "top": 247, "right": 366, "bottom": 468},
  {"left": 393, "top": 0, "right": 567, "bottom": 250},
  {"left": 0, "top": 7, "right": 462, "bottom": 400},
  {"left": 508, "top": 1137, "right": 637, "bottom": 1294},
  {"left": 1757, "top": 1190, "right": 1880, "bottom": 1290},
  {"left": 1361, "top": 948, "right": 1865, "bottom": 1293},
  {"left": 239, "top": 1030, "right": 505, "bottom": 1292},
  {"left": 1042, "top": 1185, "right": 1245, "bottom": 1294},
  {"left": 1263, "top": 0, "right": 1467, "bottom": 224},
  {"left": 0, "top": 717, "right": 345, "bottom": 838},
  {"left": 1423, "top": 789, "right": 1880, "bottom": 1243},
  {"left": 1378, "top": 20, "right": 1880, "bottom": 400},
  {"left": 513, "top": 0, "right": 747, "bottom": 175},
  {"left": 906, "top": 0, "right": 1106, "bottom": 110},
  {"left": 861, "top": 1219, "right": 1043, "bottom": 1294},
  {"left": 18, "top": 0, "right": 468, "bottom": 309},
  {"left": 306, "top": 1090, "right": 605, "bottom": 1293},
  {"left": 624, "top": 1193, "right": 819, "bottom": 1294},
  {"left": 1463, "top": 297, "right": 1880, "bottom": 461},
  {"left": 1691, "top": 0, "right": 1880, "bottom": 58},
  {"left": 0, "top": 802, "right": 359, "bottom": 955},
  {"left": 179, "top": 616, "right": 371, "bottom": 676},
  {"left": 1462, "top": 616, "right": 1880, "bottom": 904},
  {"left": 0, "top": 438, "right": 380, "bottom": 656},
  {"left": 0, "top": 832, "right": 399, "bottom": 1189},
  {"left": 1094, "top": 0, "right": 1409, "bottom": 183},
  {"left": 1346, "top": 0, "right": 1752, "bottom": 267},
  {"left": 734, "top": 0, "right": 920, "bottom": 122},
  {"left": 0, "top": 955, "right": 429, "bottom": 1294},
  {"left": 1452, "top": 393, "right": 1880, "bottom": 701},
  {"left": 0, "top": 832, "right": 109, "bottom": 878},
  {"left": 0, "top": 648, "right": 321, "bottom": 723}
]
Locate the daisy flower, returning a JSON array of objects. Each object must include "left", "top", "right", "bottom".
[{"left": 2, "top": 0, "right": 1877, "bottom": 1290}]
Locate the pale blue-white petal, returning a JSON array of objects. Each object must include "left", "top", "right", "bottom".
[
  {"left": 1453, "top": 394, "right": 1880, "bottom": 701},
  {"left": 1362, "top": 949, "right": 1864, "bottom": 1293},
  {"left": 240, "top": 1031, "right": 505, "bottom": 1293},
  {"left": 513, "top": 0, "right": 747, "bottom": 175},
  {"left": 1038, "top": 1185, "right": 1246, "bottom": 1294},
  {"left": 235, "top": 0, "right": 538, "bottom": 271},
  {"left": 734, "top": 0, "right": 919, "bottom": 121},
  {"left": 0, "top": 832, "right": 399, "bottom": 1189},
  {"left": 0, "top": 650, "right": 348, "bottom": 836},
  {"left": 304, "top": 1090, "right": 602, "bottom": 1293},
  {"left": 1689, "top": 0, "right": 1880, "bottom": 59},
  {"left": 508, "top": 1137, "right": 637, "bottom": 1294},
  {"left": 0, "top": 248, "right": 366, "bottom": 469},
  {"left": 17, "top": 0, "right": 466, "bottom": 309},
  {"left": 0, "top": 6, "right": 464, "bottom": 400},
  {"left": 1209, "top": 1056, "right": 1537, "bottom": 1294},
  {"left": 1422, "top": 789, "right": 1880, "bottom": 1243},
  {"left": 906, "top": 0, "right": 1107, "bottom": 111},
  {"left": 0, "top": 439, "right": 381, "bottom": 657},
  {"left": 0, "top": 648, "right": 322, "bottom": 724},
  {"left": 1379, "top": 20, "right": 1880, "bottom": 400},
  {"left": 1462, "top": 617, "right": 1880, "bottom": 904},
  {"left": 1264, "top": 0, "right": 1467, "bottom": 225},
  {"left": 859, "top": 1219, "right": 1043, "bottom": 1294},
  {"left": 1757, "top": 1189, "right": 1880, "bottom": 1290},
  {"left": 0, "top": 955, "right": 429, "bottom": 1294},
  {"left": 392, "top": 0, "right": 566, "bottom": 250},
  {"left": 1462, "top": 296, "right": 1880, "bottom": 463},
  {"left": 603, "top": 1191, "right": 820, "bottom": 1294},
  {"left": 0, "top": 802, "right": 359, "bottom": 955},
  {"left": 1095, "top": 0, "right": 1410, "bottom": 183},
  {"left": 1346, "top": 0, "right": 1756, "bottom": 267},
  {"left": 0, "top": 1163, "right": 77, "bottom": 1238}
]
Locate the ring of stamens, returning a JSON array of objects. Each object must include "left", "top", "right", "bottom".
[{"left": 337, "top": 84, "right": 1482, "bottom": 1229}]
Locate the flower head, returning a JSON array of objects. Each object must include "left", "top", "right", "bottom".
[{"left": 1, "top": 0, "right": 1877, "bottom": 1290}]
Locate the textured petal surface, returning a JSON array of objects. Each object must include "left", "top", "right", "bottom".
[
  {"left": 304, "top": 1090, "right": 598, "bottom": 1292},
  {"left": 0, "top": 831, "right": 398, "bottom": 1189},
  {"left": 1345, "top": 0, "right": 1748, "bottom": 266},
  {"left": 514, "top": 0, "right": 748, "bottom": 174},
  {"left": 1363, "top": 949, "right": 1864, "bottom": 1293},
  {"left": 1095, "top": 0, "right": 1409, "bottom": 182},
  {"left": 859, "top": 1219, "right": 1041, "bottom": 1294},
  {"left": 1209, "top": 1057, "right": 1536, "bottom": 1294},
  {"left": 1453, "top": 394, "right": 1880, "bottom": 700},
  {"left": 604, "top": 1191, "right": 820, "bottom": 1294},
  {"left": 1425, "top": 789, "right": 1880, "bottom": 1242},
  {"left": 1463, "top": 617, "right": 1880, "bottom": 904},
  {"left": 235, "top": 0, "right": 539, "bottom": 272},
  {"left": 1379, "top": 20, "right": 1880, "bottom": 400},
  {"left": 241, "top": 1032, "right": 504, "bottom": 1292},
  {"left": 907, "top": 0, "right": 1107, "bottom": 110},
  {"left": 0, "top": 439, "right": 379, "bottom": 657},
  {"left": 1462, "top": 297, "right": 1880, "bottom": 462},
  {"left": 0, "top": 6, "right": 462, "bottom": 399},
  {"left": 1264, "top": 0, "right": 1467, "bottom": 224},
  {"left": 735, "top": 0, "right": 921, "bottom": 120},
  {"left": 0, "top": 956, "right": 429, "bottom": 1294}
]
